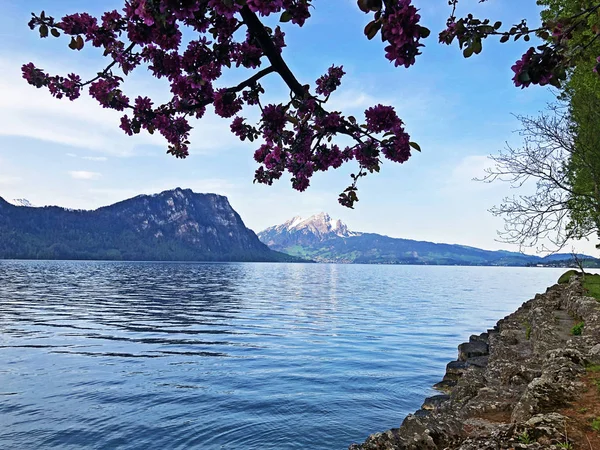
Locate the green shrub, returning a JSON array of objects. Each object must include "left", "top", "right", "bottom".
[
  {"left": 558, "top": 270, "right": 581, "bottom": 284},
  {"left": 517, "top": 430, "right": 532, "bottom": 444},
  {"left": 571, "top": 322, "right": 585, "bottom": 336},
  {"left": 592, "top": 417, "right": 600, "bottom": 433}
]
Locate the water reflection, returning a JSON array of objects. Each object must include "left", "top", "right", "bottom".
[{"left": 0, "top": 261, "right": 575, "bottom": 449}]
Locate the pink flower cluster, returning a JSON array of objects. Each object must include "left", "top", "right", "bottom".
[
  {"left": 24, "top": 0, "right": 414, "bottom": 206},
  {"left": 22, "top": 63, "right": 81, "bottom": 100},
  {"left": 382, "top": 1, "right": 424, "bottom": 68},
  {"left": 315, "top": 66, "right": 345, "bottom": 97},
  {"left": 511, "top": 46, "right": 560, "bottom": 89}
]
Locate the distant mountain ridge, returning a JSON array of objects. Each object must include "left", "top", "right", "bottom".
[
  {"left": 8, "top": 198, "right": 35, "bottom": 207},
  {"left": 259, "top": 212, "right": 360, "bottom": 250},
  {"left": 0, "top": 188, "right": 293, "bottom": 262},
  {"left": 258, "top": 213, "right": 598, "bottom": 266}
]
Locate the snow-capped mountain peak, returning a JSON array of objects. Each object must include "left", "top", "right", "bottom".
[
  {"left": 258, "top": 213, "right": 361, "bottom": 249},
  {"left": 8, "top": 198, "right": 35, "bottom": 207}
]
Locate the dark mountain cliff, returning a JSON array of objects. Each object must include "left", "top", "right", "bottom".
[{"left": 0, "top": 188, "right": 291, "bottom": 262}]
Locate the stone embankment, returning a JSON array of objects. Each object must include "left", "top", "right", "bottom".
[{"left": 349, "top": 276, "right": 600, "bottom": 450}]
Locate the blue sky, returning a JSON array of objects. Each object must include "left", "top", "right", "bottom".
[{"left": 0, "top": 1, "right": 594, "bottom": 254}]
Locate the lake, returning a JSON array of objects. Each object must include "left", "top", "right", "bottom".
[{"left": 0, "top": 261, "right": 574, "bottom": 449}]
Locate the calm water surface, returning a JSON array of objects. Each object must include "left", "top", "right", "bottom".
[{"left": 0, "top": 261, "right": 573, "bottom": 449}]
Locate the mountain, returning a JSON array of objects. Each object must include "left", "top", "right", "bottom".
[
  {"left": 8, "top": 198, "right": 35, "bottom": 207},
  {"left": 258, "top": 213, "right": 599, "bottom": 266},
  {"left": 0, "top": 188, "right": 294, "bottom": 262},
  {"left": 259, "top": 212, "right": 360, "bottom": 249}
]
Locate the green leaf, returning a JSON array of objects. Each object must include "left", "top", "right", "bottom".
[
  {"left": 538, "top": 30, "right": 550, "bottom": 40},
  {"left": 409, "top": 142, "right": 421, "bottom": 152},
  {"left": 357, "top": 0, "right": 370, "bottom": 13},
  {"left": 280, "top": 11, "right": 292, "bottom": 22},
  {"left": 76, "top": 35, "right": 84, "bottom": 50},
  {"left": 493, "top": 21, "right": 502, "bottom": 30},
  {"left": 364, "top": 20, "right": 381, "bottom": 40},
  {"left": 39, "top": 24, "right": 49, "bottom": 38},
  {"left": 419, "top": 26, "right": 431, "bottom": 39},
  {"left": 51, "top": 28, "right": 60, "bottom": 38},
  {"left": 463, "top": 46, "right": 474, "bottom": 58},
  {"left": 500, "top": 34, "right": 510, "bottom": 43}
]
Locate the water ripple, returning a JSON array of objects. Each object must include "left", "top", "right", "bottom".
[{"left": 0, "top": 261, "right": 576, "bottom": 449}]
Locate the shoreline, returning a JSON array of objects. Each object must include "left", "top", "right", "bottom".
[{"left": 349, "top": 276, "right": 600, "bottom": 449}]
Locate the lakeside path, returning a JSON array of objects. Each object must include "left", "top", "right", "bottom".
[{"left": 349, "top": 276, "right": 600, "bottom": 450}]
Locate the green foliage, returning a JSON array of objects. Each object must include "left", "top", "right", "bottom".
[
  {"left": 517, "top": 430, "right": 533, "bottom": 444},
  {"left": 495, "top": 1, "right": 600, "bottom": 250},
  {"left": 571, "top": 321, "right": 585, "bottom": 335},
  {"left": 592, "top": 417, "right": 600, "bottom": 432},
  {"left": 556, "top": 271, "right": 600, "bottom": 299},
  {"left": 586, "top": 364, "right": 600, "bottom": 373},
  {"left": 557, "top": 442, "right": 573, "bottom": 449},
  {"left": 563, "top": 66, "right": 600, "bottom": 242},
  {"left": 582, "top": 273, "right": 600, "bottom": 299},
  {"left": 538, "top": 0, "right": 600, "bottom": 67},
  {"left": 558, "top": 270, "right": 581, "bottom": 284}
]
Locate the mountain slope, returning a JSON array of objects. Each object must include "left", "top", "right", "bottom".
[
  {"left": 258, "top": 214, "right": 598, "bottom": 266},
  {"left": 8, "top": 199, "right": 35, "bottom": 207},
  {"left": 0, "top": 188, "right": 293, "bottom": 262},
  {"left": 259, "top": 212, "right": 360, "bottom": 250}
]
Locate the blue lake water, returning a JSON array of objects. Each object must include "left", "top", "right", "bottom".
[{"left": 0, "top": 261, "right": 575, "bottom": 449}]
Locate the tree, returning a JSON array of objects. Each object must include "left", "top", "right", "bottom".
[
  {"left": 481, "top": 104, "right": 598, "bottom": 251},
  {"left": 479, "top": 0, "right": 600, "bottom": 251},
  {"left": 563, "top": 65, "right": 600, "bottom": 245},
  {"left": 22, "top": 1, "right": 600, "bottom": 207},
  {"left": 482, "top": 59, "right": 600, "bottom": 251}
]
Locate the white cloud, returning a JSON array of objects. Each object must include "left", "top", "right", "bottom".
[
  {"left": 0, "top": 56, "right": 252, "bottom": 158},
  {"left": 82, "top": 156, "right": 108, "bottom": 162},
  {"left": 450, "top": 155, "right": 493, "bottom": 184},
  {"left": 69, "top": 171, "right": 102, "bottom": 180}
]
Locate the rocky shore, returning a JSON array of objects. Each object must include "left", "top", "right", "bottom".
[{"left": 349, "top": 276, "right": 600, "bottom": 450}]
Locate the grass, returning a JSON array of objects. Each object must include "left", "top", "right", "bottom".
[
  {"left": 571, "top": 322, "right": 585, "bottom": 336},
  {"left": 558, "top": 270, "right": 582, "bottom": 284},
  {"left": 592, "top": 417, "right": 600, "bottom": 433},
  {"left": 557, "top": 442, "right": 573, "bottom": 449},
  {"left": 582, "top": 273, "right": 600, "bottom": 300},
  {"left": 587, "top": 364, "right": 600, "bottom": 373},
  {"left": 525, "top": 323, "right": 532, "bottom": 340},
  {"left": 557, "top": 271, "right": 600, "bottom": 300}
]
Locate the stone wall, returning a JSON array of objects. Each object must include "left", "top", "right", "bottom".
[{"left": 349, "top": 277, "right": 600, "bottom": 450}]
